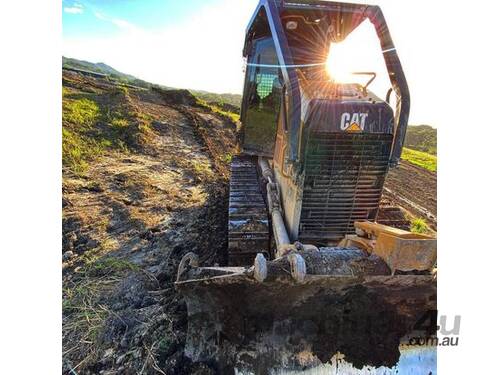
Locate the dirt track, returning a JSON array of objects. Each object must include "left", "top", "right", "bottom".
[{"left": 62, "top": 71, "right": 235, "bottom": 374}]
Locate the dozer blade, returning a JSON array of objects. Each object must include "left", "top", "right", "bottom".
[{"left": 175, "top": 250, "right": 437, "bottom": 373}]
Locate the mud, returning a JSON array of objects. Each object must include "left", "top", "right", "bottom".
[
  {"left": 177, "top": 274, "right": 436, "bottom": 374},
  {"left": 383, "top": 161, "right": 437, "bottom": 229},
  {"left": 62, "top": 71, "right": 235, "bottom": 374}
]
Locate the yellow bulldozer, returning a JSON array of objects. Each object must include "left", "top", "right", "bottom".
[{"left": 176, "top": 1, "right": 437, "bottom": 373}]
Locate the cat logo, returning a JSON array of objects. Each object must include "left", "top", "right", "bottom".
[{"left": 340, "top": 112, "right": 368, "bottom": 132}]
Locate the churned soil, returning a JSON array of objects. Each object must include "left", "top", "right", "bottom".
[
  {"left": 383, "top": 160, "right": 437, "bottom": 230},
  {"left": 62, "top": 71, "right": 236, "bottom": 374}
]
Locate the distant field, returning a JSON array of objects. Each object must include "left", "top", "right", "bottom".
[
  {"left": 401, "top": 148, "right": 437, "bottom": 172},
  {"left": 191, "top": 90, "right": 241, "bottom": 110}
]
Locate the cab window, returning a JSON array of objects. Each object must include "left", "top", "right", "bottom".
[{"left": 242, "top": 37, "right": 282, "bottom": 155}]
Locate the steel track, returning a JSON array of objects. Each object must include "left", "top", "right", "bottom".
[{"left": 227, "top": 155, "right": 270, "bottom": 266}]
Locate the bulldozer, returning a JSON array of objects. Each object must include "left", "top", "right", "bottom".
[{"left": 176, "top": 0, "right": 437, "bottom": 373}]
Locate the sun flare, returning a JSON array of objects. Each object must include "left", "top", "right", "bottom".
[
  {"left": 324, "top": 20, "right": 387, "bottom": 91},
  {"left": 326, "top": 41, "right": 357, "bottom": 83}
]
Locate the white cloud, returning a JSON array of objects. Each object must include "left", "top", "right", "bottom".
[
  {"left": 93, "top": 10, "right": 141, "bottom": 33},
  {"left": 93, "top": 11, "right": 105, "bottom": 20},
  {"left": 64, "top": 3, "right": 83, "bottom": 15},
  {"left": 110, "top": 18, "right": 140, "bottom": 32}
]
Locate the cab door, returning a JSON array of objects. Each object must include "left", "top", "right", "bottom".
[{"left": 240, "top": 37, "right": 282, "bottom": 157}]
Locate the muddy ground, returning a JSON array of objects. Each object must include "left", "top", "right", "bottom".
[
  {"left": 62, "top": 71, "right": 437, "bottom": 374},
  {"left": 384, "top": 161, "right": 437, "bottom": 230},
  {"left": 62, "top": 71, "right": 235, "bottom": 374}
]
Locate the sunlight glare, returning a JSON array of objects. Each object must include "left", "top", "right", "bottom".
[
  {"left": 326, "top": 41, "right": 357, "bottom": 83},
  {"left": 325, "top": 20, "right": 390, "bottom": 98}
]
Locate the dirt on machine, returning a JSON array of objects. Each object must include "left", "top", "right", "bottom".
[{"left": 176, "top": 1, "right": 437, "bottom": 372}]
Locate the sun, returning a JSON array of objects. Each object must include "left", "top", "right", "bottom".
[
  {"left": 324, "top": 20, "right": 386, "bottom": 89},
  {"left": 326, "top": 41, "right": 357, "bottom": 83}
]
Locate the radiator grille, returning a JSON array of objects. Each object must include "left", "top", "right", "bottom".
[{"left": 299, "top": 133, "right": 392, "bottom": 244}]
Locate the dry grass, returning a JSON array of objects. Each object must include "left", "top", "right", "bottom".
[
  {"left": 63, "top": 255, "right": 143, "bottom": 371},
  {"left": 62, "top": 275, "right": 120, "bottom": 371},
  {"left": 190, "top": 159, "right": 215, "bottom": 182}
]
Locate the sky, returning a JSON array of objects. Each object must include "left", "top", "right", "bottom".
[{"left": 63, "top": 0, "right": 469, "bottom": 127}]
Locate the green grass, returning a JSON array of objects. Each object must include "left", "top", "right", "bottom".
[
  {"left": 411, "top": 218, "right": 429, "bottom": 234},
  {"left": 62, "top": 87, "right": 152, "bottom": 174},
  {"left": 195, "top": 98, "right": 239, "bottom": 123},
  {"left": 401, "top": 147, "right": 437, "bottom": 172},
  {"left": 63, "top": 252, "right": 138, "bottom": 345},
  {"left": 63, "top": 98, "right": 100, "bottom": 128},
  {"left": 110, "top": 117, "right": 129, "bottom": 128},
  {"left": 62, "top": 128, "right": 91, "bottom": 174},
  {"left": 62, "top": 279, "right": 110, "bottom": 343},
  {"left": 62, "top": 98, "right": 104, "bottom": 174},
  {"left": 220, "top": 153, "right": 232, "bottom": 164}
]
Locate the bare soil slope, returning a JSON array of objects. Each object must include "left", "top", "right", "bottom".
[{"left": 62, "top": 71, "right": 235, "bottom": 374}]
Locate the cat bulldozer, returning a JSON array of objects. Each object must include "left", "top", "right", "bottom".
[{"left": 176, "top": 0, "right": 437, "bottom": 372}]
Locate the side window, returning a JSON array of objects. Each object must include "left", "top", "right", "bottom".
[{"left": 242, "top": 37, "right": 282, "bottom": 156}]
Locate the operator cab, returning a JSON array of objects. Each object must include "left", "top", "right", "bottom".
[
  {"left": 240, "top": 2, "right": 397, "bottom": 158},
  {"left": 239, "top": 0, "right": 409, "bottom": 245}
]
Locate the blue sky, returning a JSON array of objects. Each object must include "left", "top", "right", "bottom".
[
  {"left": 62, "top": 0, "right": 466, "bottom": 127},
  {"left": 63, "top": 0, "right": 219, "bottom": 38},
  {"left": 63, "top": 0, "right": 256, "bottom": 95}
]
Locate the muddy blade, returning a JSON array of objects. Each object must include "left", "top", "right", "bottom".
[{"left": 176, "top": 274, "right": 436, "bottom": 372}]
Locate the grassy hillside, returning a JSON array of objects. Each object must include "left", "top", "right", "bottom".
[
  {"left": 401, "top": 126, "right": 437, "bottom": 171},
  {"left": 404, "top": 125, "right": 437, "bottom": 155},
  {"left": 62, "top": 69, "right": 240, "bottom": 374},
  {"left": 63, "top": 57, "right": 153, "bottom": 89},
  {"left": 62, "top": 80, "right": 155, "bottom": 174},
  {"left": 63, "top": 57, "right": 133, "bottom": 79},
  {"left": 191, "top": 90, "right": 241, "bottom": 111},
  {"left": 63, "top": 56, "right": 242, "bottom": 110}
]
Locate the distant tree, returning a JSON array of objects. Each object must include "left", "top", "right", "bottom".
[{"left": 404, "top": 125, "right": 437, "bottom": 155}]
